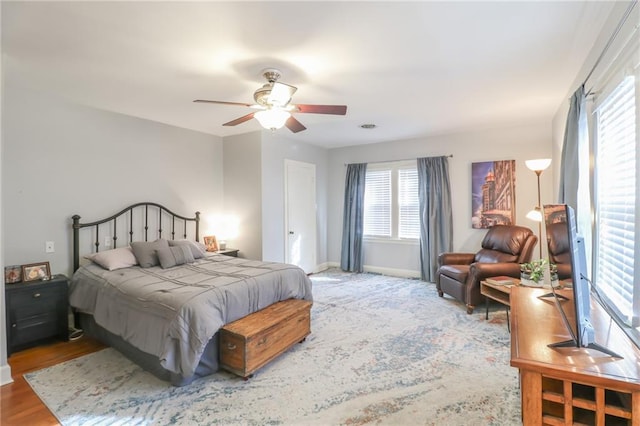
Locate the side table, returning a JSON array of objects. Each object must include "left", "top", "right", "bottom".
[
  {"left": 480, "top": 279, "right": 517, "bottom": 332},
  {"left": 216, "top": 248, "right": 239, "bottom": 257}
]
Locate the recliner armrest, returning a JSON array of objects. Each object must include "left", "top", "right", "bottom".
[
  {"left": 468, "top": 262, "right": 523, "bottom": 283},
  {"left": 439, "top": 252, "right": 476, "bottom": 266}
]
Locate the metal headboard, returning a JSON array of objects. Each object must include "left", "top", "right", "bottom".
[{"left": 72, "top": 202, "right": 200, "bottom": 271}]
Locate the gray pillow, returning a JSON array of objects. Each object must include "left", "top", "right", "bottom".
[
  {"left": 130, "top": 239, "right": 170, "bottom": 268},
  {"left": 168, "top": 239, "right": 207, "bottom": 259},
  {"left": 157, "top": 245, "right": 195, "bottom": 269}
]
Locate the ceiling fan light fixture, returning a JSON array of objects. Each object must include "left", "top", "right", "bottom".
[{"left": 254, "top": 108, "right": 291, "bottom": 131}]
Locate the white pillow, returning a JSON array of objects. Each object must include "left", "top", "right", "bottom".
[{"left": 85, "top": 247, "right": 138, "bottom": 271}]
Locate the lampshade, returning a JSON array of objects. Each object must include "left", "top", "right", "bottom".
[
  {"left": 525, "top": 158, "right": 552, "bottom": 172},
  {"left": 254, "top": 108, "right": 291, "bottom": 130},
  {"left": 526, "top": 207, "right": 543, "bottom": 222}
]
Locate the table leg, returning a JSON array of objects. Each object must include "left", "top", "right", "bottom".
[
  {"left": 506, "top": 307, "right": 510, "bottom": 333},
  {"left": 485, "top": 297, "right": 489, "bottom": 320}
]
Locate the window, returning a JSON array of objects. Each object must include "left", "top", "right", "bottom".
[
  {"left": 364, "top": 162, "right": 420, "bottom": 240},
  {"left": 363, "top": 169, "right": 391, "bottom": 237},
  {"left": 594, "top": 75, "right": 639, "bottom": 328}
]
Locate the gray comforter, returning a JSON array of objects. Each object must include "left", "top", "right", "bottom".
[{"left": 69, "top": 254, "right": 313, "bottom": 378}]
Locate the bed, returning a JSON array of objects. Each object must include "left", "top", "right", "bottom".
[{"left": 68, "top": 202, "right": 313, "bottom": 386}]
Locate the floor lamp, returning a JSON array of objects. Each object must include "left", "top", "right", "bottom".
[{"left": 525, "top": 158, "right": 552, "bottom": 259}]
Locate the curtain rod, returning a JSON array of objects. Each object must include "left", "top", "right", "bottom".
[
  {"left": 583, "top": 0, "right": 638, "bottom": 93},
  {"left": 344, "top": 154, "right": 453, "bottom": 166}
]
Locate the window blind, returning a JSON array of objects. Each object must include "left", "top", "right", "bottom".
[
  {"left": 595, "top": 76, "right": 637, "bottom": 325},
  {"left": 364, "top": 169, "right": 391, "bottom": 237},
  {"left": 398, "top": 168, "right": 420, "bottom": 239}
]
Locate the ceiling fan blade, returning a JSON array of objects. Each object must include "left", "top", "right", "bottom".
[
  {"left": 293, "top": 104, "right": 347, "bottom": 115},
  {"left": 223, "top": 112, "right": 256, "bottom": 127},
  {"left": 194, "top": 99, "right": 254, "bottom": 108},
  {"left": 268, "top": 82, "right": 297, "bottom": 107},
  {"left": 285, "top": 116, "right": 307, "bottom": 133}
]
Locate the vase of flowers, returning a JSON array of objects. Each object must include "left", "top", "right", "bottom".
[{"left": 520, "top": 259, "right": 559, "bottom": 287}]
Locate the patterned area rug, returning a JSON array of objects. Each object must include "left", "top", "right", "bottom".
[{"left": 25, "top": 269, "right": 521, "bottom": 425}]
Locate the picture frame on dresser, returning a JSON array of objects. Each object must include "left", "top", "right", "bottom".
[{"left": 21, "top": 261, "right": 51, "bottom": 282}]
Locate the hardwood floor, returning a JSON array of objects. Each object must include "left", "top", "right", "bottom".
[{"left": 1, "top": 337, "right": 106, "bottom": 426}]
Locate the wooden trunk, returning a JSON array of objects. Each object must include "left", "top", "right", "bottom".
[{"left": 219, "top": 299, "right": 312, "bottom": 379}]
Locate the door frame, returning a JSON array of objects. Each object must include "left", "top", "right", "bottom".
[{"left": 284, "top": 159, "right": 317, "bottom": 272}]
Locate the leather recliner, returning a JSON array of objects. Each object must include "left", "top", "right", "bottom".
[
  {"left": 545, "top": 221, "right": 572, "bottom": 280},
  {"left": 435, "top": 224, "right": 538, "bottom": 314}
]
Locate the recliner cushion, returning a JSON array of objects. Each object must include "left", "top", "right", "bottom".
[
  {"left": 438, "top": 264, "right": 470, "bottom": 282},
  {"left": 476, "top": 225, "right": 532, "bottom": 259},
  {"left": 474, "top": 248, "right": 517, "bottom": 263},
  {"left": 547, "top": 222, "right": 571, "bottom": 265}
]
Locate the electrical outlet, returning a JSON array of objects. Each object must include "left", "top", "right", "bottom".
[
  {"left": 45, "top": 241, "right": 55, "bottom": 253},
  {"left": 104, "top": 236, "right": 111, "bottom": 247}
]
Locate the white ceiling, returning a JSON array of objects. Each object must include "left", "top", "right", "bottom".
[{"left": 2, "top": 1, "right": 614, "bottom": 149}]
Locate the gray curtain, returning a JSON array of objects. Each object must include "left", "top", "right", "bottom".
[
  {"left": 558, "top": 85, "right": 585, "bottom": 209},
  {"left": 340, "top": 163, "right": 367, "bottom": 272},
  {"left": 417, "top": 156, "right": 453, "bottom": 282}
]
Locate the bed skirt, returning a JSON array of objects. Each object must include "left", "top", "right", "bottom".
[{"left": 78, "top": 313, "right": 219, "bottom": 386}]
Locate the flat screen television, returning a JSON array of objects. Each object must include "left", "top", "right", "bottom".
[{"left": 543, "top": 204, "right": 621, "bottom": 358}]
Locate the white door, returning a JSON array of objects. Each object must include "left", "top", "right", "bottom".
[{"left": 284, "top": 160, "right": 317, "bottom": 273}]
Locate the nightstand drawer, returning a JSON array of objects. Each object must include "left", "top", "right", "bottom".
[
  {"left": 10, "top": 285, "right": 65, "bottom": 307},
  {"left": 10, "top": 310, "right": 61, "bottom": 347},
  {"left": 5, "top": 275, "right": 69, "bottom": 355}
]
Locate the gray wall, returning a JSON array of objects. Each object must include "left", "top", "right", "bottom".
[
  {"left": 222, "top": 130, "right": 330, "bottom": 269},
  {"left": 2, "top": 79, "right": 223, "bottom": 277},
  {"left": 222, "top": 132, "right": 263, "bottom": 261},
  {"left": 327, "top": 121, "right": 555, "bottom": 277},
  {"left": 0, "top": 1, "right": 9, "bottom": 385},
  {"left": 551, "top": 2, "right": 638, "bottom": 197},
  {"left": 261, "top": 132, "right": 329, "bottom": 269}
]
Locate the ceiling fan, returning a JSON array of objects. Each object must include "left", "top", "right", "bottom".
[{"left": 194, "top": 68, "right": 347, "bottom": 133}]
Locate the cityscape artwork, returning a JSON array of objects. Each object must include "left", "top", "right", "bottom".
[{"left": 471, "top": 160, "right": 516, "bottom": 229}]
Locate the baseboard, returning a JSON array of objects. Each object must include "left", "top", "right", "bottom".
[
  {"left": 326, "top": 261, "right": 340, "bottom": 269},
  {"left": 323, "top": 262, "right": 421, "bottom": 279},
  {"left": 312, "top": 262, "right": 331, "bottom": 274},
  {"left": 362, "top": 265, "right": 421, "bottom": 279},
  {"left": 0, "top": 363, "right": 13, "bottom": 385}
]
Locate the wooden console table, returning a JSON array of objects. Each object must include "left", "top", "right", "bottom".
[{"left": 510, "top": 286, "right": 640, "bottom": 425}]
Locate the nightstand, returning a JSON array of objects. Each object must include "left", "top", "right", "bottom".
[
  {"left": 216, "top": 248, "right": 239, "bottom": 257},
  {"left": 5, "top": 274, "right": 69, "bottom": 356}
]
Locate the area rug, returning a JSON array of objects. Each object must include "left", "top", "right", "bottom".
[{"left": 25, "top": 269, "right": 521, "bottom": 425}]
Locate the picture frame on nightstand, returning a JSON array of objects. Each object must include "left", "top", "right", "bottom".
[
  {"left": 204, "top": 235, "right": 218, "bottom": 252},
  {"left": 4, "top": 265, "right": 22, "bottom": 284},
  {"left": 21, "top": 261, "right": 51, "bottom": 282}
]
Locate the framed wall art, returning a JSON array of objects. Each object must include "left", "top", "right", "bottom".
[
  {"left": 22, "top": 261, "right": 51, "bottom": 282},
  {"left": 471, "top": 160, "right": 516, "bottom": 229}
]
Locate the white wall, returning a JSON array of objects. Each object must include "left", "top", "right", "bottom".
[
  {"left": 261, "top": 132, "right": 329, "bottom": 268},
  {"left": 327, "top": 121, "right": 555, "bottom": 277},
  {"left": 2, "top": 79, "right": 223, "bottom": 277}
]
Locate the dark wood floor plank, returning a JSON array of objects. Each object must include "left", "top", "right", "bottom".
[{"left": 1, "top": 337, "right": 106, "bottom": 426}]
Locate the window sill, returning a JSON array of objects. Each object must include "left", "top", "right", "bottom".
[{"left": 363, "top": 237, "right": 419, "bottom": 246}]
